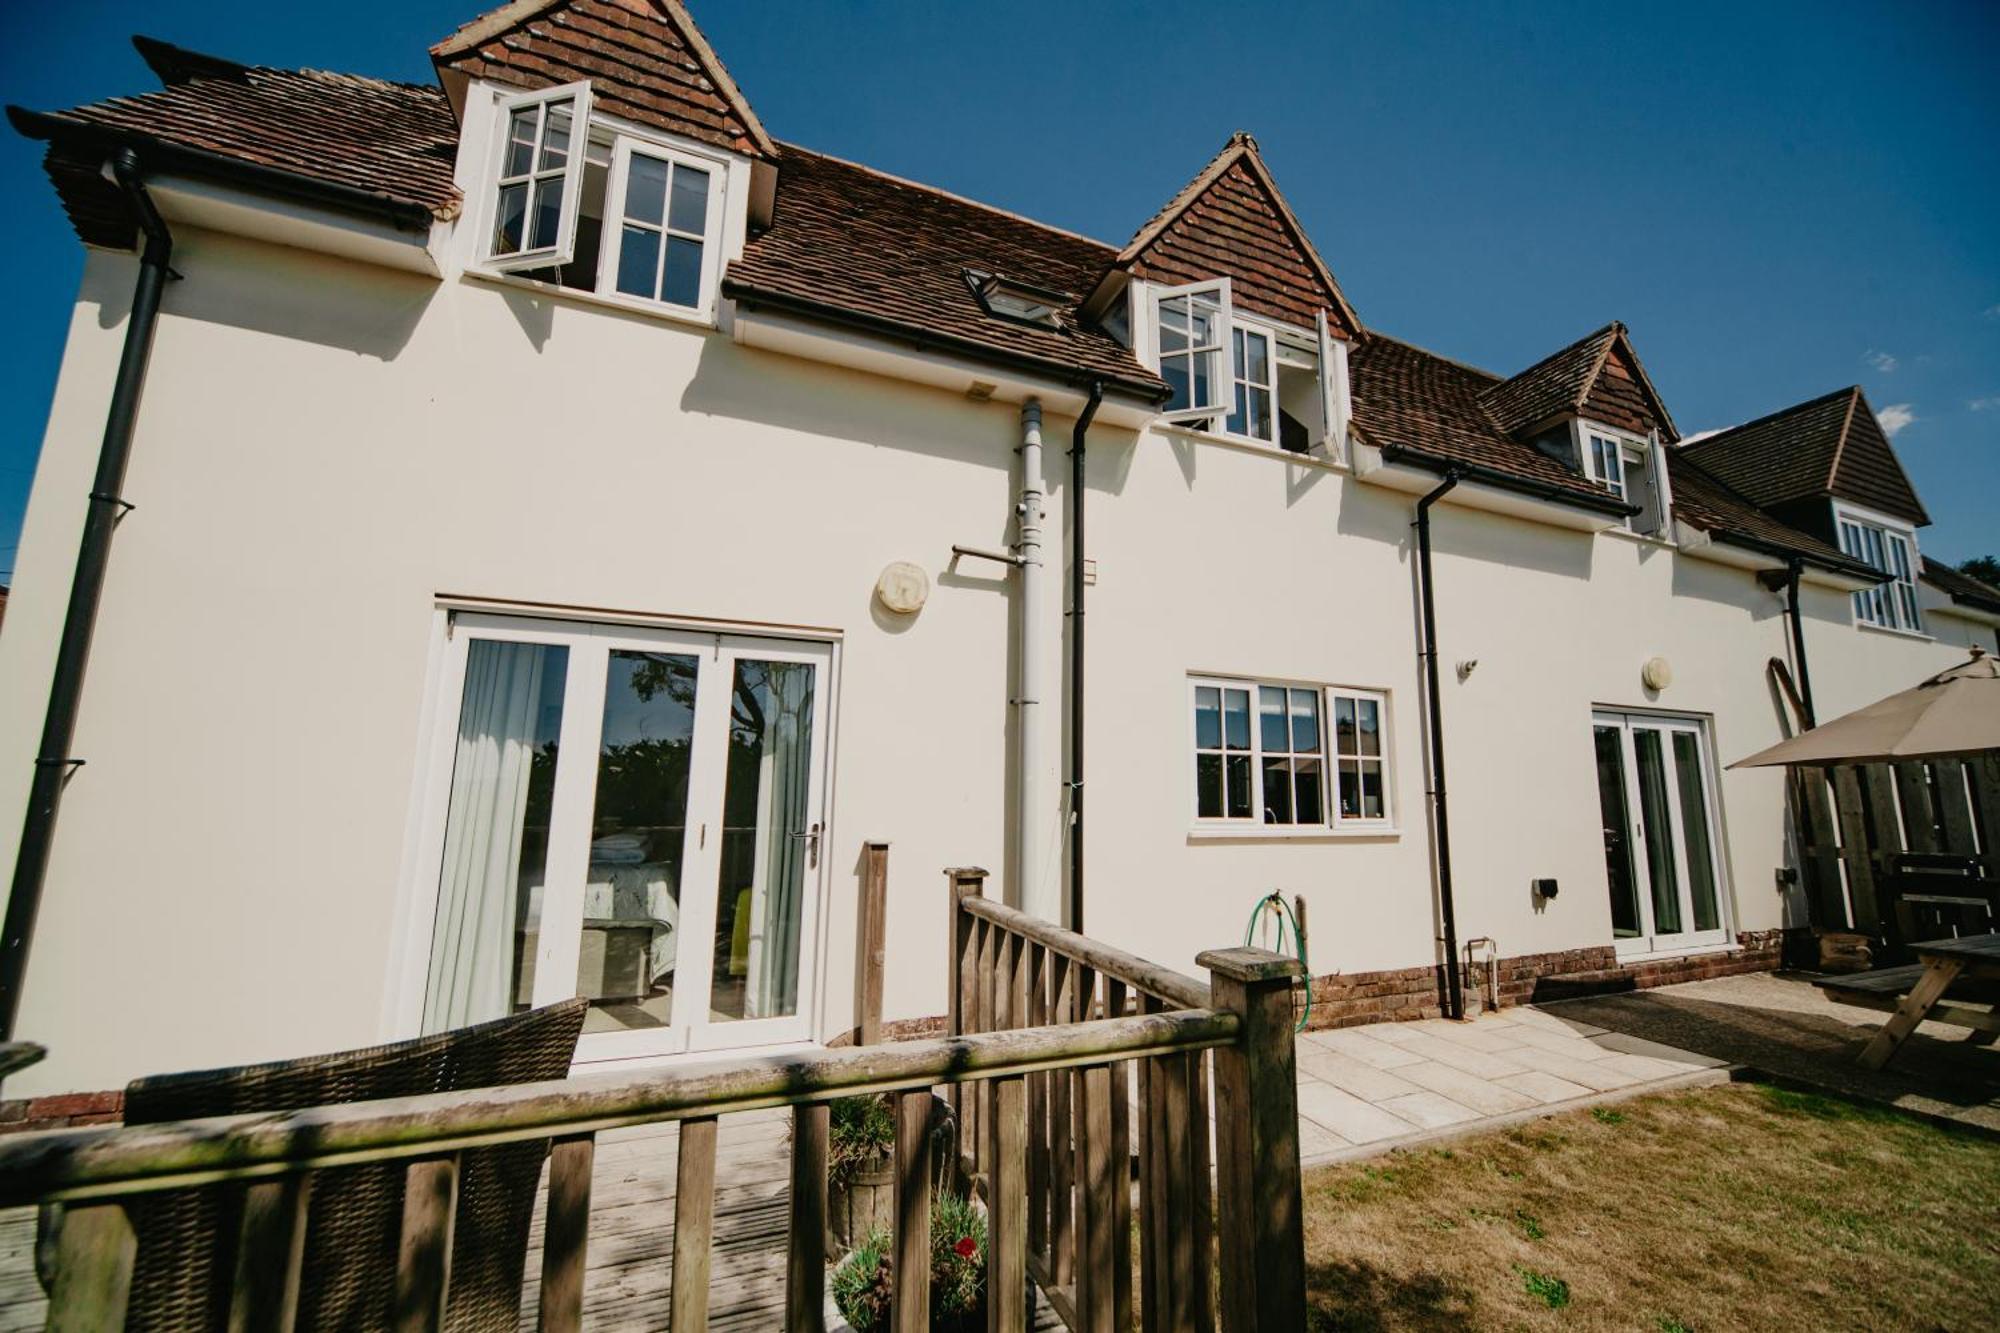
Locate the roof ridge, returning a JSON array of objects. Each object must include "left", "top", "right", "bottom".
[
  {"left": 129, "top": 34, "right": 441, "bottom": 97},
  {"left": 1825, "top": 384, "right": 1861, "bottom": 493},
  {"left": 1572, "top": 322, "right": 1622, "bottom": 412},
  {"left": 1486, "top": 320, "right": 1620, "bottom": 394},
  {"left": 1677, "top": 383, "right": 1858, "bottom": 454},
  {"left": 775, "top": 140, "right": 1117, "bottom": 254}
]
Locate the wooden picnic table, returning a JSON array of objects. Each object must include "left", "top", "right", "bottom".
[{"left": 1853, "top": 933, "right": 2000, "bottom": 1070}]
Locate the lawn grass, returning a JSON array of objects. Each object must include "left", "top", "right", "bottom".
[{"left": 1300, "top": 1080, "right": 2000, "bottom": 1331}]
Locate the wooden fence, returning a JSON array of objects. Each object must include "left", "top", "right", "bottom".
[
  {"left": 946, "top": 867, "right": 1306, "bottom": 1333},
  {"left": 1794, "top": 754, "right": 2000, "bottom": 956},
  {"left": 0, "top": 869, "right": 1304, "bottom": 1333}
]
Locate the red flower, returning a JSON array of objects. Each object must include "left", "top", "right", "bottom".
[{"left": 954, "top": 1236, "right": 977, "bottom": 1258}]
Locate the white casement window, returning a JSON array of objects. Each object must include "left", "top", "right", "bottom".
[
  {"left": 1154, "top": 280, "right": 1233, "bottom": 422},
  {"left": 1191, "top": 677, "right": 1391, "bottom": 830},
  {"left": 1227, "top": 326, "right": 1276, "bottom": 442},
  {"left": 487, "top": 82, "right": 594, "bottom": 271},
  {"left": 1838, "top": 509, "right": 1923, "bottom": 633},
  {"left": 605, "top": 142, "right": 716, "bottom": 311},
  {"left": 1330, "top": 690, "right": 1390, "bottom": 824},
  {"left": 1585, "top": 431, "right": 1631, "bottom": 501},
  {"left": 479, "top": 81, "right": 728, "bottom": 320}
]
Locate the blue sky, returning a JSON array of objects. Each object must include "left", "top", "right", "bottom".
[{"left": 2, "top": 0, "right": 1995, "bottom": 581}]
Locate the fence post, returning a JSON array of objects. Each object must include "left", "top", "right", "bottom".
[
  {"left": 1199, "top": 947, "right": 1306, "bottom": 1333},
  {"left": 946, "top": 866, "right": 986, "bottom": 1174},
  {"left": 861, "top": 843, "right": 890, "bottom": 1046}
]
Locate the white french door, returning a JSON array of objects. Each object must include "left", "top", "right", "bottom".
[
  {"left": 418, "top": 613, "right": 831, "bottom": 1062},
  {"left": 1590, "top": 711, "right": 1730, "bottom": 955}
]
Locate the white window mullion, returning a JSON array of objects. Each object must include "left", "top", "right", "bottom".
[{"left": 487, "top": 81, "right": 594, "bottom": 272}]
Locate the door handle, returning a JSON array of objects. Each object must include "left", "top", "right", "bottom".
[{"left": 790, "top": 822, "right": 821, "bottom": 868}]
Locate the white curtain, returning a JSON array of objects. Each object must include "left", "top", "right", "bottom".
[
  {"left": 746, "top": 662, "right": 814, "bottom": 1019},
  {"left": 423, "top": 640, "right": 550, "bottom": 1033}
]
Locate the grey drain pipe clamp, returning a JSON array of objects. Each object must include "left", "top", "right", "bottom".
[
  {"left": 1415, "top": 471, "right": 1466, "bottom": 1021},
  {"left": 0, "top": 148, "right": 175, "bottom": 1038}
]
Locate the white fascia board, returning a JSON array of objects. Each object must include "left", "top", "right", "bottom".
[
  {"left": 730, "top": 306, "right": 1155, "bottom": 428},
  {"left": 1924, "top": 596, "right": 2000, "bottom": 629},
  {"left": 147, "top": 175, "right": 441, "bottom": 276},
  {"left": 1349, "top": 441, "right": 1620, "bottom": 533}
]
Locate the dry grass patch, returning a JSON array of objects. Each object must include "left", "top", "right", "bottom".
[{"left": 1301, "top": 1081, "right": 2000, "bottom": 1331}]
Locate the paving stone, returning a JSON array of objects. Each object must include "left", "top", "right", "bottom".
[
  {"left": 1597, "top": 1052, "right": 1707, "bottom": 1082},
  {"left": 1494, "top": 1070, "right": 1596, "bottom": 1104},
  {"left": 1296, "top": 1047, "right": 1423, "bottom": 1101},
  {"left": 1295, "top": 1081, "right": 1421, "bottom": 1144},
  {"left": 1363, "top": 1023, "right": 1430, "bottom": 1047},
  {"left": 1295, "top": 1114, "right": 1353, "bottom": 1165},
  {"left": 1395, "top": 1060, "right": 1540, "bottom": 1116},
  {"left": 1513, "top": 1005, "right": 1607, "bottom": 1036},
  {"left": 1502, "top": 1042, "right": 1647, "bottom": 1091},
  {"left": 1393, "top": 1033, "right": 1530, "bottom": 1079},
  {"left": 1425, "top": 1021, "right": 1527, "bottom": 1054},
  {"left": 1588, "top": 1029, "right": 1727, "bottom": 1068},
  {"left": 1505, "top": 1023, "right": 1620, "bottom": 1060},
  {"left": 1375, "top": 1091, "right": 1483, "bottom": 1130},
  {"left": 1303, "top": 1028, "right": 1427, "bottom": 1069}
]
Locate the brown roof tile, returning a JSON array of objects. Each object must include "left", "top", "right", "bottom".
[
  {"left": 1477, "top": 322, "right": 1678, "bottom": 443},
  {"left": 1665, "top": 453, "right": 1869, "bottom": 572},
  {"left": 1922, "top": 556, "right": 2000, "bottom": 615},
  {"left": 432, "top": 0, "right": 774, "bottom": 161},
  {"left": 1678, "top": 386, "right": 1928, "bottom": 526},
  {"left": 722, "top": 145, "right": 1165, "bottom": 399},
  {"left": 15, "top": 42, "right": 460, "bottom": 247},
  {"left": 1348, "top": 332, "right": 1625, "bottom": 506}
]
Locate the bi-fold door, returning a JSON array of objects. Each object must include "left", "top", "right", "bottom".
[
  {"left": 419, "top": 613, "right": 831, "bottom": 1061},
  {"left": 1591, "top": 711, "right": 1731, "bottom": 955}
]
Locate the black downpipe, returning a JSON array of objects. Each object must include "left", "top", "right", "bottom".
[
  {"left": 1067, "top": 382, "right": 1104, "bottom": 934},
  {"left": 1783, "top": 558, "right": 1817, "bottom": 728},
  {"left": 0, "top": 150, "right": 173, "bottom": 1039},
  {"left": 1415, "top": 472, "right": 1465, "bottom": 1021}
]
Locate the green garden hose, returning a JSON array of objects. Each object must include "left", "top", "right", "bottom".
[{"left": 1243, "top": 891, "right": 1311, "bottom": 1031}]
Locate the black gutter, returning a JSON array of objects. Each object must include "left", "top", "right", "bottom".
[
  {"left": 0, "top": 150, "right": 174, "bottom": 1040},
  {"left": 1067, "top": 382, "right": 1104, "bottom": 934},
  {"left": 6, "top": 108, "right": 439, "bottom": 235},
  {"left": 1782, "top": 559, "right": 1817, "bottom": 728},
  {"left": 721, "top": 278, "right": 1170, "bottom": 407},
  {"left": 1714, "top": 525, "right": 1882, "bottom": 584},
  {"left": 1414, "top": 472, "right": 1465, "bottom": 1022},
  {"left": 1380, "top": 441, "right": 1637, "bottom": 520}
]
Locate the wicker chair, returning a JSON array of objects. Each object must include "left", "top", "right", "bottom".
[{"left": 47, "top": 997, "right": 587, "bottom": 1332}]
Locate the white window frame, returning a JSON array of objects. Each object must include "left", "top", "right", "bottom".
[
  {"left": 1152, "top": 279, "right": 1234, "bottom": 423},
  {"left": 484, "top": 81, "right": 595, "bottom": 273},
  {"left": 1836, "top": 504, "right": 1924, "bottom": 634},
  {"left": 1314, "top": 309, "right": 1351, "bottom": 463},
  {"left": 1188, "top": 676, "right": 1395, "bottom": 834},
  {"left": 1582, "top": 426, "right": 1643, "bottom": 502},
  {"left": 597, "top": 137, "right": 729, "bottom": 321},
  {"left": 1328, "top": 688, "right": 1394, "bottom": 829},
  {"left": 1226, "top": 322, "right": 1277, "bottom": 444},
  {"left": 1591, "top": 709, "right": 1734, "bottom": 957}
]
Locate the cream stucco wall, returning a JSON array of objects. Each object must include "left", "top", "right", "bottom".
[{"left": 0, "top": 222, "right": 1981, "bottom": 1097}]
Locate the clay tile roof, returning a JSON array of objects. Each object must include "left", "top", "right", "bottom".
[
  {"left": 1348, "top": 331, "right": 1624, "bottom": 506},
  {"left": 1476, "top": 322, "right": 1612, "bottom": 435},
  {"left": 431, "top": 0, "right": 775, "bottom": 162},
  {"left": 1665, "top": 452, "right": 1871, "bottom": 573},
  {"left": 10, "top": 38, "right": 459, "bottom": 247},
  {"left": 722, "top": 145, "right": 1165, "bottom": 401},
  {"left": 1922, "top": 557, "right": 2000, "bottom": 616},
  {"left": 1679, "top": 386, "right": 1929, "bottom": 527}
]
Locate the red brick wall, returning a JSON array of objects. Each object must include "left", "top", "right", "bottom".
[
  {"left": 0, "top": 1089, "right": 124, "bottom": 1135},
  {"left": 1302, "top": 928, "right": 1789, "bottom": 1031}
]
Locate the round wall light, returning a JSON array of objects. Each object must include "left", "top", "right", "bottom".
[
  {"left": 1642, "top": 656, "right": 1673, "bottom": 692},
  {"left": 874, "top": 561, "right": 930, "bottom": 616}
]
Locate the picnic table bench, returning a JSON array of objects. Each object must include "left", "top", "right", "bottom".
[{"left": 1815, "top": 933, "right": 2000, "bottom": 1070}]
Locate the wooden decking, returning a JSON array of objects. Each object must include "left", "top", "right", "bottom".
[{"left": 0, "top": 1106, "right": 1062, "bottom": 1331}]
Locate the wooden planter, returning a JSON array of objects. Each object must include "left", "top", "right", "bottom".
[{"left": 829, "top": 1153, "right": 895, "bottom": 1254}]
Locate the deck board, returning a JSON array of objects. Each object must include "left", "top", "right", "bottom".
[{"left": 0, "top": 1107, "right": 1063, "bottom": 1330}]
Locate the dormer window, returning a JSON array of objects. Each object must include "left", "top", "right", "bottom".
[
  {"left": 1837, "top": 507, "right": 1923, "bottom": 633},
  {"left": 479, "top": 81, "right": 727, "bottom": 321},
  {"left": 1155, "top": 280, "right": 1233, "bottom": 420},
  {"left": 1586, "top": 431, "right": 1630, "bottom": 501},
  {"left": 966, "top": 270, "right": 1067, "bottom": 328},
  {"left": 1578, "top": 425, "right": 1667, "bottom": 533},
  {"left": 1145, "top": 279, "right": 1350, "bottom": 458}
]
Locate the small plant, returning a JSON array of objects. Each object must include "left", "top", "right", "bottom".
[
  {"left": 1515, "top": 1265, "right": 1571, "bottom": 1310},
  {"left": 1515, "top": 1208, "right": 1545, "bottom": 1241},
  {"left": 1591, "top": 1106, "right": 1626, "bottom": 1125},
  {"left": 1656, "top": 1316, "right": 1694, "bottom": 1333},
  {"left": 830, "top": 1192, "right": 988, "bottom": 1331},
  {"left": 828, "top": 1094, "right": 897, "bottom": 1192}
]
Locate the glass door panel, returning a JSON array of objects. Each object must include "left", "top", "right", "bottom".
[
  {"left": 1672, "top": 731, "right": 1722, "bottom": 932},
  {"left": 709, "top": 656, "right": 818, "bottom": 1025},
  {"left": 422, "top": 638, "right": 569, "bottom": 1034},
  {"left": 578, "top": 649, "right": 700, "bottom": 1037},
  {"left": 1631, "top": 728, "right": 1683, "bottom": 936},
  {"left": 1592, "top": 724, "right": 1642, "bottom": 939}
]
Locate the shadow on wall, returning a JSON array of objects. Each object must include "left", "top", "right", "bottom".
[
  {"left": 1408, "top": 494, "right": 1597, "bottom": 585},
  {"left": 139, "top": 230, "right": 437, "bottom": 360},
  {"left": 1669, "top": 549, "right": 1787, "bottom": 622}
]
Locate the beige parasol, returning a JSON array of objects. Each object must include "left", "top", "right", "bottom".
[{"left": 1731, "top": 648, "right": 2000, "bottom": 768}]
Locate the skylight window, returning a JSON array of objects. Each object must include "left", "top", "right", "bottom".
[{"left": 965, "top": 270, "right": 1069, "bottom": 328}]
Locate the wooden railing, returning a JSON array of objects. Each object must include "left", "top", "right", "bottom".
[
  {"left": 0, "top": 870, "right": 1305, "bottom": 1333},
  {"left": 947, "top": 867, "right": 1306, "bottom": 1333}
]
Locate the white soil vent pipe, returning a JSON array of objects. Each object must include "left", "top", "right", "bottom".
[{"left": 950, "top": 399, "right": 1053, "bottom": 919}]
